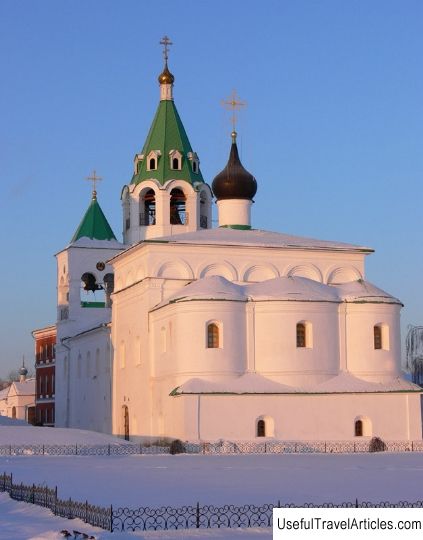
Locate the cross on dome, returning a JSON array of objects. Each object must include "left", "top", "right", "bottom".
[
  {"left": 160, "top": 35, "right": 173, "bottom": 63},
  {"left": 86, "top": 170, "right": 102, "bottom": 200},
  {"left": 222, "top": 90, "right": 246, "bottom": 142}
]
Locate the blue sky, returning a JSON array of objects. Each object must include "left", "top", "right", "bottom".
[{"left": 0, "top": 1, "right": 422, "bottom": 377}]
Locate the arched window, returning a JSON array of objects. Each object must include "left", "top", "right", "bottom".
[
  {"left": 374, "top": 325, "right": 382, "bottom": 350},
  {"left": 149, "top": 157, "right": 156, "bottom": 170},
  {"left": 257, "top": 419, "right": 266, "bottom": 437},
  {"left": 207, "top": 323, "right": 219, "bottom": 348},
  {"left": 192, "top": 160, "right": 198, "bottom": 173},
  {"left": 172, "top": 157, "right": 179, "bottom": 169},
  {"left": 140, "top": 189, "right": 156, "bottom": 225},
  {"left": 355, "top": 419, "right": 363, "bottom": 437},
  {"left": 296, "top": 323, "right": 306, "bottom": 347},
  {"left": 170, "top": 188, "right": 187, "bottom": 225},
  {"left": 11, "top": 406, "right": 16, "bottom": 419}
]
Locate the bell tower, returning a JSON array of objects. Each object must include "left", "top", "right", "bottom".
[
  {"left": 56, "top": 173, "right": 125, "bottom": 337},
  {"left": 121, "top": 37, "right": 212, "bottom": 245}
]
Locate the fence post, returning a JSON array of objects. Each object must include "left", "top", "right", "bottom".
[
  {"left": 10, "top": 473, "right": 12, "bottom": 494},
  {"left": 324, "top": 442, "right": 327, "bottom": 453},
  {"left": 108, "top": 444, "right": 111, "bottom": 456},
  {"left": 68, "top": 497, "right": 72, "bottom": 519},
  {"left": 42, "top": 444, "right": 45, "bottom": 455},
  {"left": 32, "top": 483, "right": 35, "bottom": 504},
  {"left": 278, "top": 500, "right": 281, "bottom": 508},
  {"left": 75, "top": 444, "right": 78, "bottom": 456},
  {"left": 354, "top": 443, "right": 356, "bottom": 453},
  {"left": 20, "top": 482, "right": 23, "bottom": 501},
  {"left": 110, "top": 504, "right": 113, "bottom": 533},
  {"left": 355, "top": 498, "right": 359, "bottom": 508},
  {"left": 85, "top": 500, "right": 88, "bottom": 523},
  {"left": 196, "top": 502, "right": 200, "bottom": 528},
  {"left": 412, "top": 441, "right": 414, "bottom": 452},
  {"left": 54, "top": 486, "right": 57, "bottom": 515},
  {"left": 264, "top": 442, "right": 267, "bottom": 453},
  {"left": 9, "top": 445, "right": 11, "bottom": 456}
]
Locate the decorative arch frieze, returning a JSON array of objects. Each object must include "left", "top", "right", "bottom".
[
  {"left": 286, "top": 264, "right": 323, "bottom": 282},
  {"left": 327, "top": 266, "right": 363, "bottom": 285},
  {"left": 155, "top": 258, "right": 194, "bottom": 279},
  {"left": 198, "top": 261, "right": 238, "bottom": 281},
  {"left": 242, "top": 264, "right": 279, "bottom": 283}
]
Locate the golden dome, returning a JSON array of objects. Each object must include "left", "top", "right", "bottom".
[{"left": 158, "top": 63, "right": 175, "bottom": 85}]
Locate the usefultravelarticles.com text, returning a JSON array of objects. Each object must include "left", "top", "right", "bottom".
[{"left": 273, "top": 508, "right": 423, "bottom": 539}]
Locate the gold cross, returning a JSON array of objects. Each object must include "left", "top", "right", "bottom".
[
  {"left": 86, "top": 170, "right": 102, "bottom": 199},
  {"left": 222, "top": 90, "right": 246, "bottom": 140},
  {"left": 160, "top": 35, "right": 173, "bottom": 63}
]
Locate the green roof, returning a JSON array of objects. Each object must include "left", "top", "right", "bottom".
[
  {"left": 71, "top": 196, "right": 117, "bottom": 242},
  {"left": 131, "top": 100, "right": 204, "bottom": 186}
]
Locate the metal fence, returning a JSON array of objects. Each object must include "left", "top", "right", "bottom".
[
  {"left": 1, "top": 472, "right": 111, "bottom": 531},
  {"left": 1, "top": 439, "right": 423, "bottom": 457},
  {"left": 2, "top": 472, "right": 423, "bottom": 533}
]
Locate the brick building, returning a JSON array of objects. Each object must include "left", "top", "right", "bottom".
[{"left": 32, "top": 325, "right": 56, "bottom": 426}]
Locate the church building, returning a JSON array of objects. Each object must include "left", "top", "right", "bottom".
[{"left": 53, "top": 39, "right": 422, "bottom": 443}]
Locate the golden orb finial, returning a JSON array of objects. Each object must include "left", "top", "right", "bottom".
[{"left": 158, "top": 36, "right": 175, "bottom": 85}]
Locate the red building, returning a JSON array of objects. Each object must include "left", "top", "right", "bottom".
[{"left": 32, "top": 325, "right": 56, "bottom": 426}]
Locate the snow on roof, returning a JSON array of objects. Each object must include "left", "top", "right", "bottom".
[
  {"left": 156, "top": 276, "right": 400, "bottom": 309},
  {"left": 161, "top": 276, "right": 246, "bottom": 306},
  {"left": 69, "top": 237, "right": 125, "bottom": 249},
  {"left": 10, "top": 379, "right": 35, "bottom": 396},
  {"left": 336, "top": 280, "right": 402, "bottom": 304},
  {"left": 246, "top": 276, "right": 339, "bottom": 302},
  {"left": 173, "top": 372, "right": 421, "bottom": 396},
  {"left": 145, "top": 227, "right": 373, "bottom": 252}
]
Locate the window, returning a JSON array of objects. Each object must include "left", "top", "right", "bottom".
[
  {"left": 354, "top": 416, "right": 371, "bottom": 437},
  {"left": 11, "top": 407, "right": 16, "bottom": 419},
  {"left": 207, "top": 323, "right": 219, "bottom": 348},
  {"left": 140, "top": 189, "right": 156, "bottom": 226},
  {"left": 355, "top": 420, "right": 363, "bottom": 437},
  {"left": 257, "top": 419, "right": 266, "bottom": 437},
  {"left": 296, "top": 323, "right": 306, "bottom": 347},
  {"left": 169, "top": 150, "right": 182, "bottom": 170},
  {"left": 170, "top": 188, "right": 187, "bottom": 225},
  {"left": 192, "top": 160, "right": 198, "bottom": 173},
  {"left": 296, "top": 321, "right": 313, "bottom": 348},
  {"left": 374, "top": 325, "right": 382, "bottom": 350},
  {"left": 146, "top": 150, "right": 160, "bottom": 171}
]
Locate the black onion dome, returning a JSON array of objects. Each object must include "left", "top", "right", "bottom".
[{"left": 212, "top": 140, "right": 257, "bottom": 201}]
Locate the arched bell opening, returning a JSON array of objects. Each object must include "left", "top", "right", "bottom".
[
  {"left": 140, "top": 189, "right": 156, "bottom": 226},
  {"left": 80, "top": 272, "right": 105, "bottom": 307},
  {"left": 170, "top": 188, "right": 187, "bottom": 225}
]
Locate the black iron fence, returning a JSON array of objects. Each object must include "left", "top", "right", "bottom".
[
  {"left": 2, "top": 472, "right": 423, "bottom": 533},
  {"left": 1, "top": 472, "right": 111, "bottom": 531},
  {"left": 1, "top": 439, "right": 422, "bottom": 457}
]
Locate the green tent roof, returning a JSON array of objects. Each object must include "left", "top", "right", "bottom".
[
  {"left": 131, "top": 99, "right": 204, "bottom": 186},
  {"left": 71, "top": 196, "right": 117, "bottom": 242}
]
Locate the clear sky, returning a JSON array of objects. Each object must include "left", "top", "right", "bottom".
[{"left": 0, "top": 1, "right": 422, "bottom": 377}]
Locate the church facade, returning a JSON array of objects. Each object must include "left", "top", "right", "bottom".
[{"left": 53, "top": 43, "right": 422, "bottom": 443}]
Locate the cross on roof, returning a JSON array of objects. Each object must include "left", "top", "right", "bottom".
[
  {"left": 86, "top": 170, "right": 102, "bottom": 199},
  {"left": 222, "top": 90, "right": 246, "bottom": 140},
  {"left": 160, "top": 35, "right": 173, "bottom": 63}
]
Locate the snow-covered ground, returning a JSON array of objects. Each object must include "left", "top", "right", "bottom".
[
  {"left": 1, "top": 453, "right": 423, "bottom": 508},
  {"left": 0, "top": 424, "right": 130, "bottom": 446},
  {"left": 1, "top": 424, "right": 422, "bottom": 538}
]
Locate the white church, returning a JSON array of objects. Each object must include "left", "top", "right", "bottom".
[{"left": 53, "top": 40, "right": 422, "bottom": 443}]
